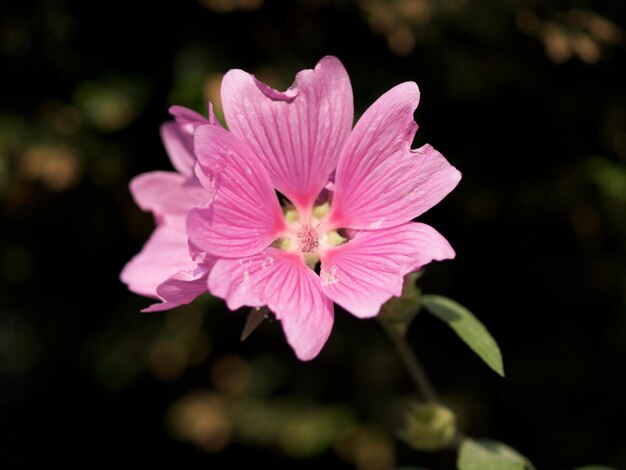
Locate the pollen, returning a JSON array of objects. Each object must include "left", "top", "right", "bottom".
[{"left": 296, "top": 224, "right": 320, "bottom": 253}]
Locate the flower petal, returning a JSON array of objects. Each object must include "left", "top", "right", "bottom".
[
  {"left": 189, "top": 125, "right": 287, "bottom": 258},
  {"left": 142, "top": 263, "right": 212, "bottom": 312},
  {"left": 209, "top": 249, "right": 334, "bottom": 360},
  {"left": 319, "top": 222, "right": 455, "bottom": 318},
  {"left": 120, "top": 224, "right": 196, "bottom": 299},
  {"left": 130, "top": 171, "right": 212, "bottom": 224},
  {"left": 170, "top": 103, "right": 216, "bottom": 127},
  {"left": 160, "top": 122, "right": 195, "bottom": 177},
  {"left": 328, "top": 82, "right": 461, "bottom": 229},
  {"left": 160, "top": 104, "right": 215, "bottom": 176},
  {"left": 221, "top": 56, "right": 353, "bottom": 211}
]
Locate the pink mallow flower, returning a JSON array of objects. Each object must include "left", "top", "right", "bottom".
[
  {"left": 187, "top": 56, "right": 462, "bottom": 360},
  {"left": 120, "top": 105, "right": 216, "bottom": 312}
]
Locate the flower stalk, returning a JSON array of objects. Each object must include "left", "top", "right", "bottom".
[
  {"left": 380, "top": 318, "right": 439, "bottom": 404},
  {"left": 377, "top": 272, "right": 438, "bottom": 403}
]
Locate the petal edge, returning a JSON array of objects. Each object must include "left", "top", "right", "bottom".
[
  {"left": 320, "top": 222, "right": 455, "bottom": 318},
  {"left": 221, "top": 56, "right": 354, "bottom": 211},
  {"left": 329, "top": 82, "right": 461, "bottom": 229}
]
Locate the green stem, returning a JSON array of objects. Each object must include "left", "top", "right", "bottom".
[{"left": 382, "top": 323, "right": 439, "bottom": 403}]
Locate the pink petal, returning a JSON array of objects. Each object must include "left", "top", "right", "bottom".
[
  {"left": 160, "top": 122, "right": 196, "bottom": 177},
  {"left": 160, "top": 104, "right": 215, "bottom": 176},
  {"left": 142, "top": 263, "right": 212, "bottom": 312},
  {"left": 221, "top": 56, "right": 353, "bottom": 211},
  {"left": 130, "top": 171, "right": 212, "bottom": 224},
  {"left": 209, "top": 249, "right": 334, "bottom": 360},
  {"left": 319, "top": 222, "right": 455, "bottom": 318},
  {"left": 170, "top": 103, "right": 216, "bottom": 127},
  {"left": 189, "top": 125, "right": 287, "bottom": 258},
  {"left": 328, "top": 82, "right": 461, "bottom": 229},
  {"left": 120, "top": 224, "right": 196, "bottom": 299}
]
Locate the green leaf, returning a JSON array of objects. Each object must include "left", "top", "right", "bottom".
[
  {"left": 458, "top": 439, "right": 533, "bottom": 470},
  {"left": 421, "top": 295, "right": 504, "bottom": 376},
  {"left": 573, "top": 466, "right": 618, "bottom": 470},
  {"left": 394, "top": 467, "right": 431, "bottom": 470}
]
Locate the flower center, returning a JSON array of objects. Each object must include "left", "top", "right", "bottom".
[
  {"left": 296, "top": 224, "right": 320, "bottom": 253},
  {"left": 272, "top": 203, "right": 347, "bottom": 268}
]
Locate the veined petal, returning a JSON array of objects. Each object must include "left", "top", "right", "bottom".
[
  {"left": 160, "top": 122, "right": 195, "bottom": 177},
  {"left": 120, "top": 224, "right": 196, "bottom": 299},
  {"left": 329, "top": 82, "right": 461, "bottom": 229},
  {"left": 130, "top": 171, "right": 212, "bottom": 223},
  {"left": 170, "top": 103, "right": 217, "bottom": 128},
  {"left": 161, "top": 104, "right": 215, "bottom": 176},
  {"left": 319, "top": 222, "right": 455, "bottom": 318},
  {"left": 221, "top": 56, "right": 353, "bottom": 211},
  {"left": 189, "top": 125, "right": 287, "bottom": 258},
  {"left": 209, "top": 249, "right": 334, "bottom": 360},
  {"left": 142, "top": 263, "right": 212, "bottom": 312}
]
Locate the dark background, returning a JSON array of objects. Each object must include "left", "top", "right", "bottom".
[{"left": 1, "top": 0, "right": 625, "bottom": 468}]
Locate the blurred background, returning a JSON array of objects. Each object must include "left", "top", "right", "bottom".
[{"left": 1, "top": 0, "right": 625, "bottom": 468}]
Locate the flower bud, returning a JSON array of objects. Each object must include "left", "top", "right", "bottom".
[{"left": 400, "top": 402, "right": 457, "bottom": 451}]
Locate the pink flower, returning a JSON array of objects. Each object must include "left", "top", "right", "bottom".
[
  {"left": 120, "top": 105, "right": 216, "bottom": 312},
  {"left": 188, "top": 56, "right": 461, "bottom": 360}
]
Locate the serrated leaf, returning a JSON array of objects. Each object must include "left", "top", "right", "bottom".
[
  {"left": 421, "top": 295, "right": 504, "bottom": 376},
  {"left": 458, "top": 439, "right": 533, "bottom": 470}
]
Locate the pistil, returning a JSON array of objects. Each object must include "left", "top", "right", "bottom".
[{"left": 296, "top": 224, "right": 320, "bottom": 253}]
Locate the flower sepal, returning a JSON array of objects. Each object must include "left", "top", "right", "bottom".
[{"left": 377, "top": 271, "right": 423, "bottom": 337}]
